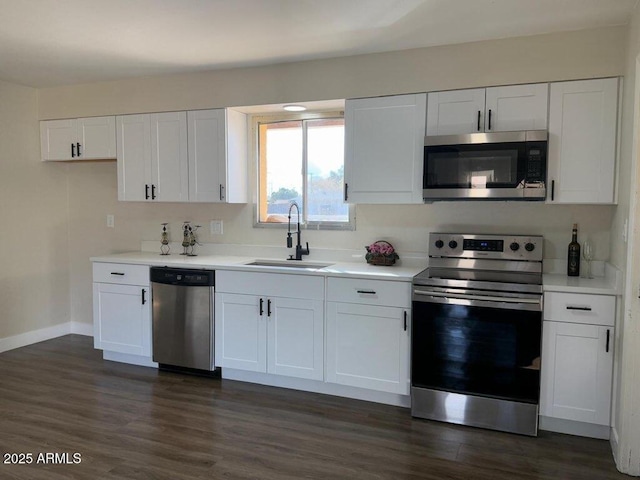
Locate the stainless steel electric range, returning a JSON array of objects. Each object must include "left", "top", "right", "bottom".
[{"left": 411, "top": 233, "right": 544, "bottom": 436}]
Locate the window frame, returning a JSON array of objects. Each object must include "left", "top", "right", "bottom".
[{"left": 251, "top": 111, "right": 355, "bottom": 231}]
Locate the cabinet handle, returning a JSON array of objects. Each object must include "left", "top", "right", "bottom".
[
  {"left": 551, "top": 180, "right": 555, "bottom": 201},
  {"left": 606, "top": 329, "right": 610, "bottom": 353},
  {"left": 110, "top": 272, "right": 125, "bottom": 276},
  {"left": 141, "top": 289, "right": 146, "bottom": 305},
  {"left": 357, "top": 290, "right": 376, "bottom": 295},
  {"left": 344, "top": 183, "right": 348, "bottom": 202},
  {"left": 77, "top": 142, "right": 82, "bottom": 157},
  {"left": 151, "top": 184, "right": 156, "bottom": 200},
  {"left": 488, "top": 109, "right": 492, "bottom": 131},
  {"left": 477, "top": 110, "right": 481, "bottom": 131},
  {"left": 566, "top": 305, "right": 592, "bottom": 311},
  {"left": 219, "top": 184, "right": 225, "bottom": 201},
  {"left": 404, "top": 311, "right": 408, "bottom": 331},
  {"left": 145, "top": 184, "right": 150, "bottom": 200},
  {"left": 259, "top": 298, "right": 264, "bottom": 316},
  {"left": 267, "top": 299, "right": 272, "bottom": 317},
  {"left": 71, "top": 143, "right": 76, "bottom": 158}
]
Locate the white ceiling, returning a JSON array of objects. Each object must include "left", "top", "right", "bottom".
[{"left": 1, "top": 0, "right": 637, "bottom": 88}]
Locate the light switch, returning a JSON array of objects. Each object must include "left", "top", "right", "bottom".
[
  {"left": 107, "top": 215, "right": 115, "bottom": 228},
  {"left": 210, "top": 220, "right": 223, "bottom": 235}
]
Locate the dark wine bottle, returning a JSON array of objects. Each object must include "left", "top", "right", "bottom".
[{"left": 567, "top": 223, "right": 580, "bottom": 277}]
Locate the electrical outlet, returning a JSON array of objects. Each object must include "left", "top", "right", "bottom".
[
  {"left": 107, "top": 215, "right": 114, "bottom": 228},
  {"left": 210, "top": 220, "right": 223, "bottom": 235}
]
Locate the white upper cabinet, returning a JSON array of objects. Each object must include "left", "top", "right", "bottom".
[
  {"left": 344, "top": 93, "right": 426, "bottom": 204},
  {"left": 41, "top": 116, "right": 116, "bottom": 161},
  {"left": 151, "top": 111, "right": 189, "bottom": 202},
  {"left": 187, "top": 109, "right": 247, "bottom": 203},
  {"left": 426, "top": 83, "right": 548, "bottom": 136},
  {"left": 547, "top": 78, "right": 619, "bottom": 204},
  {"left": 426, "top": 88, "right": 486, "bottom": 135},
  {"left": 485, "top": 84, "right": 549, "bottom": 132},
  {"left": 117, "top": 109, "right": 247, "bottom": 203},
  {"left": 117, "top": 112, "right": 189, "bottom": 202}
]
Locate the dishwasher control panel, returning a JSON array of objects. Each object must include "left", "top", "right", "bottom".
[{"left": 150, "top": 267, "right": 215, "bottom": 286}]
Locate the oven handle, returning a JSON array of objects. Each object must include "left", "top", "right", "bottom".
[{"left": 413, "top": 289, "right": 542, "bottom": 310}]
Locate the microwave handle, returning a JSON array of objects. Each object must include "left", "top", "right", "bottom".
[{"left": 551, "top": 180, "right": 555, "bottom": 201}]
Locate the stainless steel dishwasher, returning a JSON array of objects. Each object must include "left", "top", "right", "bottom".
[{"left": 151, "top": 267, "right": 216, "bottom": 373}]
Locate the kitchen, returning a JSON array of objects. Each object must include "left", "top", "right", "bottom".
[{"left": 2, "top": 1, "right": 640, "bottom": 478}]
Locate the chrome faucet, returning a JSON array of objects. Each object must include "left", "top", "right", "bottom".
[{"left": 287, "top": 201, "right": 310, "bottom": 261}]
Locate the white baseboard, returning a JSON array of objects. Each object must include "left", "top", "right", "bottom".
[
  {"left": 70, "top": 321, "right": 93, "bottom": 336},
  {"left": 539, "top": 415, "right": 610, "bottom": 439},
  {"left": 610, "top": 426, "right": 619, "bottom": 464},
  {"left": 222, "top": 368, "right": 411, "bottom": 408},
  {"left": 103, "top": 351, "right": 158, "bottom": 368},
  {"left": 0, "top": 321, "right": 94, "bottom": 354}
]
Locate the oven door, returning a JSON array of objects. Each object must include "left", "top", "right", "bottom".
[
  {"left": 411, "top": 287, "right": 542, "bottom": 404},
  {"left": 423, "top": 136, "right": 547, "bottom": 200}
]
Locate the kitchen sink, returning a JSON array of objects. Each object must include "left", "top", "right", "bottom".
[{"left": 245, "top": 260, "right": 333, "bottom": 270}]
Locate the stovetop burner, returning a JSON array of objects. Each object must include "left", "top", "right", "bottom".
[{"left": 414, "top": 233, "right": 544, "bottom": 293}]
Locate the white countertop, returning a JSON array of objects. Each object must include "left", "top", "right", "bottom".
[
  {"left": 542, "top": 273, "right": 621, "bottom": 296},
  {"left": 90, "top": 250, "right": 622, "bottom": 294},
  {"left": 90, "top": 251, "right": 426, "bottom": 282},
  {"left": 542, "top": 260, "right": 621, "bottom": 295}
]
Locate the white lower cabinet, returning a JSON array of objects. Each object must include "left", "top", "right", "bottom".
[
  {"left": 326, "top": 278, "right": 411, "bottom": 395},
  {"left": 92, "top": 263, "right": 151, "bottom": 357},
  {"left": 215, "top": 271, "right": 324, "bottom": 381},
  {"left": 540, "top": 292, "right": 615, "bottom": 427}
]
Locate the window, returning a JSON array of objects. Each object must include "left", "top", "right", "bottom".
[{"left": 256, "top": 116, "right": 352, "bottom": 228}]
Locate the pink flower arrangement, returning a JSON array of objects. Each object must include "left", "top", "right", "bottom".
[{"left": 365, "top": 240, "right": 399, "bottom": 265}]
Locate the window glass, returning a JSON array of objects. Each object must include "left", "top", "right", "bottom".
[{"left": 257, "top": 117, "right": 349, "bottom": 227}]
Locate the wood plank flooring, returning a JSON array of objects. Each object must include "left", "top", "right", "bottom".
[{"left": 0, "top": 335, "right": 625, "bottom": 479}]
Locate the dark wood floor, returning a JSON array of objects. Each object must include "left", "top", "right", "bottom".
[{"left": 0, "top": 335, "right": 625, "bottom": 479}]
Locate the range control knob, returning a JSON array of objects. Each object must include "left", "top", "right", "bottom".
[
  {"left": 525, "top": 242, "right": 535, "bottom": 252},
  {"left": 448, "top": 240, "right": 458, "bottom": 249},
  {"left": 435, "top": 239, "right": 444, "bottom": 249},
  {"left": 510, "top": 242, "right": 520, "bottom": 251}
]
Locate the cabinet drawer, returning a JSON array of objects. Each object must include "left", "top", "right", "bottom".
[
  {"left": 544, "top": 292, "right": 615, "bottom": 326},
  {"left": 327, "top": 277, "right": 411, "bottom": 308},
  {"left": 93, "top": 262, "right": 150, "bottom": 286},
  {"left": 216, "top": 270, "right": 324, "bottom": 300}
]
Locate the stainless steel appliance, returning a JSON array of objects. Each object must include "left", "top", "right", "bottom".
[
  {"left": 151, "top": 267, "right": 216, "bottom": 372},
  {"left": 423, "top": 131, "right": 547, "bottom": 201},
  {"left": 411, "top": 233, "right": 543, "bottom": 436}
]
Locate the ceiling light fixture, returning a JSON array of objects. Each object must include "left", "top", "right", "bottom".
[{"left": 283, "top": 104, "right": 307, "bottom": 112}]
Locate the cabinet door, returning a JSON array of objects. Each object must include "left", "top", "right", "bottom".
[
  {"left": 93, "top": 282, "right": 151, "bottom": 356},
  {"left": 547, "top": 78, "right": 618, "bottom": 204},
  {"left": 116, "top": 114, "right": 151, "bottom": 201},
  {"left": 187, "top": 109, "right": 227, "bottom": 203},
  {"left": 426, "top": 88, "right": 485, "bottom": 136},
  {"left": 214, "top": 293, "right": 266, "bottom": 372},
  {"left": 150, "top": 112, "right": 189, "bottom": 202},
  {"left": 540, "top": 321, "right": 613, "bottom": 425},
  {"left": 326, "top": 302, "right": 410, "bottom": 395},
  {"left": 485, "top": 84, "right": 548, "bottom": 132},
  {"left": 77, "top": 116, "right": 116, "bottom": 160},
  {"left": 267, "top": 297, "right": 324, "bottom": 381},
  {"left": 40, "top": 119, "right": 77, "bottom": 161},
  {"left": 344, "top": 94, "right": 426, "bottom": 204}
]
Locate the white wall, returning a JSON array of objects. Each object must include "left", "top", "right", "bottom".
[
  {"left": 0, "top": 80, "right": 70, "bottom": 339},
  {"left": 40, "top": 27, "right": 626, "bottom": 329}
]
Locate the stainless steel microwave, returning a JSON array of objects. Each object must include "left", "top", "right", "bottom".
[{"left": 423, "top": 130, "right": 547, "bottom": 201}]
